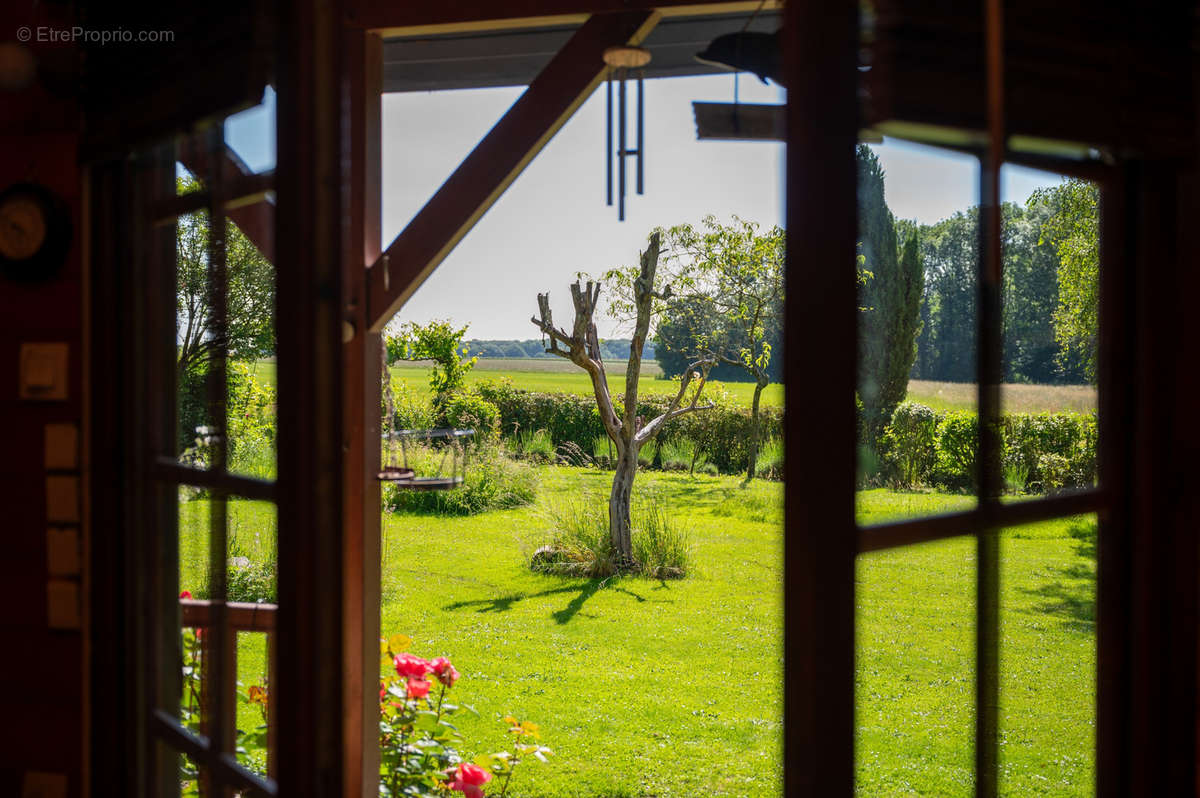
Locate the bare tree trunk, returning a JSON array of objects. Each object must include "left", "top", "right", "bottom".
[
  {"left": 609, "top": 444, "right": 638, "bottom": 566},
  {"left": 745, "top": 376, "right": 768, "bottom": 483}
]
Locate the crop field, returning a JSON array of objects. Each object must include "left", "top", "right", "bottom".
[{"left": 247, "top": 360, "right": 1095, "bottom": 415}]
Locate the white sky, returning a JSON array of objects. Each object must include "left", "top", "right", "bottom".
[{"left": 223, "top": 79, "right": 1062, "bottom": 340}]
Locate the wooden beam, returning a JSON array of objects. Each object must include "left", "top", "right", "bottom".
[
  {"left": 346, "top": 1, "right": 776, "bottom": 35},
  {"left": 341, "top": 27, "right": 384, "bottom": 798},
  {"left": 177, "top": 138, "right": 276, "bottom": 262},
  {"left": 782, "top": 0, "right": 858, "bottom": 794},
  {"left": 364, "top": 10, "right": 660, "bottom": 331}
]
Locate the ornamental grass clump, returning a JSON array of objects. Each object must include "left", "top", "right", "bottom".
[
  {"left": 378, "top": 634, "right": 551, "bottom": 798},
  {"left": 532, "top": 494, "right": 691, "bottom": 579}
]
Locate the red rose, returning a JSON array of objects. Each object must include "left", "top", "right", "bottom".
[
  {"left": 431, "top": 656, "right": 460, "bottom": 687},
  {"left": 447, "top": 763, "right": 492, "bottom": 798},
  {"left": 180, "top": 590, "right": 192, "bottom": 599},
  {"left": 394, "top": 653, "right": 431, "bottom": 679},
  {"left": 406, "top": 677, "right": 431, "bottom": 699}
]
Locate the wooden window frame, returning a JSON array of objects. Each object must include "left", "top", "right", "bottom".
[{"left": 88, "top": 1, "right": 1197, "bottom": 796}]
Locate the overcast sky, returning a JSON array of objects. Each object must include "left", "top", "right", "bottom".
[{"left": 224, "top": 79, "right": 1061, "bottom": 340}]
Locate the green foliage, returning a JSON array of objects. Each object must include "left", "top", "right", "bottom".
[
  {"left": 857, "top": 146, "right": 924, "bottom": 431},
  {"left": 383, "top": 447, "right": 537, "bottom": 516},
  {"left": 175, "top": 176, "right": 276, "bottom": 377},
  {"left": 178, "top": 361, "right": 276, "bottom": 477},
  {"left": 378, "top": 636, "right": 551, "bottom": 797},
  {"left": 652, "top": 215, "right": 785, "bottom": 384},
  {"left": 933, "top": 410, "right": 978, "bottom": 490},
  {"left": 872, "top": 403, "right": 1097, "bottom": 492},
  {"left": 880, "top": 401, "right": 938, "bottom": 488},
  {"left": 442, "top": 392, "right": 500, "bottom": 442},
  {"left": 384, "top": 377, "right": 437, "bottom": 431},
  {"left": 1030, "top": 178, "right": 1100, "bottom": 382},
  {"left": 659, "top": 435, "right": 712, "bottom": 475},
  {"left": 510, "top": 427, "right": 556, "bottom": 463},
  {"left": 754, "top": 437, "right": 784, "bottom": 480},
  {"left": 534, "top": 492, "right": 691, "bottom": 579},
  {"left": 476, "top": 379, "right": 782, "bottom": 476},
  {"left": 179, "top": 621, "right": 270, "bottom": 793},
  {"left": 386, "top": 319, "right": 478, "bottom": 403}
]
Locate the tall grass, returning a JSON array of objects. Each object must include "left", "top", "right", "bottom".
[
  {"left": 383, "top": 445, "right": 538, "bottom": 515},
  {"left": 532, "top": 493, "right": 691, "bottom": 578},
  {"left": 658, "top": 436, "right": 713, "bottom": 475},
  {"left": 754, "top": 436, "right": 784, "bottom": 480},
  {"left": 511, "top": 427, "right": 555, "bottom": 463}
]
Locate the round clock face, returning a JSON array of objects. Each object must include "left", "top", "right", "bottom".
[{"left": 0, "top": 195, "right": 48, "bottom": 261}]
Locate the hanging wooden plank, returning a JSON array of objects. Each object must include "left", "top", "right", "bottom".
[{"left": 364, "top": 10, "right": 660, "bottom": 331}]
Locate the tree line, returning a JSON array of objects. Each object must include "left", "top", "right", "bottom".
[
  {"left": 651, "top": 148, "right": 1099, "bottom": 430},
  {"left": 463, "top": 338, "right": 655, "bottom": 361}
]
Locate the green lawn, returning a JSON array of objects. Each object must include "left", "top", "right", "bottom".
[{"left": 179, "top": 472, "right": 1095, "bottom": 796}]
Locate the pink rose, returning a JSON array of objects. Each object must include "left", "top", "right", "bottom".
[
  {"left": 406, "top": 677, "right": 431, "bottom": 699},
  {"left": 180, "top": 590, "right": 192, "bottom": 599},
  {"left": 447, "top": 763, "right": 492, "bottom": 798},
  {"left": 431, "top": 656, "right": 460, "bottom": 687},
  {"left": 394, "top": 653, "right": 431, "bottom": 679}
]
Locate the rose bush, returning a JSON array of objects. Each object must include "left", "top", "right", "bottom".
[{"left": 378, "top": 633, "right": 552, "bottom": 797}]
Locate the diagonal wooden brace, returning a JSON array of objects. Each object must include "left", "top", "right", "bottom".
[{"left": 364, "top": 10, "right": 661, "bottom": 331}]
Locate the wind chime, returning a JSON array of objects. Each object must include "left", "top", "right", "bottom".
[{"left": 603, "top": 45, "right": 651, "bottom": 221}]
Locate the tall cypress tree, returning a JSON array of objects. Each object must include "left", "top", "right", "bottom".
[{"left": 857, "top": 145, "right": 923, "bottom": 433}]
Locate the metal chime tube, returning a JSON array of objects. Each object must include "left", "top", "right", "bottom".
[
  {"left": 636, "top": 71, "right": 644, "bottom": 195},
  {"left": 618, "top": 68, "right": 627, "bottom": 221},
  {"left": 606, "top": 73, "right": 613, "bottom": 207}
]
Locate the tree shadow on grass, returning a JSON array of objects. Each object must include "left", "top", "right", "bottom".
[
  {"left": 1017, "top": 518, "right": 1097, "bottom": 633},
  {"left": 442, "top": 579, "right": 672, "bottom": 625}
]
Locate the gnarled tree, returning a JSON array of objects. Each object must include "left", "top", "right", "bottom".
[{"left": 532, "top": 232, "right": 714, "bottom": 566}]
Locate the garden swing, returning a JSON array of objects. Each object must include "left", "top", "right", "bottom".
[{"left": 376, "top": 349, "right": 473, "bottom": 489}]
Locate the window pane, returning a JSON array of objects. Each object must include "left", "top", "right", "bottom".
[
  {"left": 856, "top": 140, "right": 980, "bottom": 522},
  {"left": 1000, "top": 166, "right": 1098, "bottom": 497},
  {"left": 175, "top": 208, "right": 221, "bottom": 465},
  {"left": 857, "top": 537, "right": 975, "bottom": 794},
  {"left": 999, "top": 514, "right": 1097, "bottom": 794},
  {"left": 224, "top": 86, "right": 277, "bottom": 175}
]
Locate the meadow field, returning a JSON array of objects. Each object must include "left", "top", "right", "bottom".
[
  {"left": 180, "top": 471, "right": 1096, "bottom": 797},
  {"left": 247, "top": 358, "right": 1096, "bottom": 414}
]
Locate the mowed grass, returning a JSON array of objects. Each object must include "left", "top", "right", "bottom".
[
  {"left": 180, "top": 472, "right": 1096, "bottom": 796},
  {"left": 248, "top": 361, "right": 1094, "bottom": 414}
]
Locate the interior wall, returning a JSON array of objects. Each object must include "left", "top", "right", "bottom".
[{"left": 0, "top": 4, "right": 86, "bottom": 796}]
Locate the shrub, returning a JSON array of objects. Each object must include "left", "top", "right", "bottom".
[
  {"left": 384, "top": 447, "right": 537, "bottom": 515},
  {"left": 533, "top": 494, "right": 691, "bottom": 578},
  {"left": 442, "top": 392, "right": 500, "bottom": 442},
  {"left": 881, "top": 402, "right": 937, "bottom": 488},
  {"left": 476, "top": 379, "right": 782, "bottom": 476},
  {"left": 933, "top": 410, "right": 978, "bottom": 490},
  {"left": 384, "top": 376, "right": 436, "bottom": 432}
]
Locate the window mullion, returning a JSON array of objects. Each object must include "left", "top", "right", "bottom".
[
  {"left": 975, "top": 1, "right": 1006, "bottom": 796},
  {"left": 203, "top": 123, "right": 236, "bottom": 778}
]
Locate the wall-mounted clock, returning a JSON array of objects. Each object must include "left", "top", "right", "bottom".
[{"left": 0, "top": 182, "right": 72, "bottom": 283}]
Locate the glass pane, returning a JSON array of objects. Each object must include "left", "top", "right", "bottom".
[
  {"left": 225, "top": 206, "right": 276, "bottom": 480},
  {"left": 857, "top": 537, "right": 975, "bottom": 794},
  {"left": 175, "top": 208, "right": 221, "bottom": 464},
  {"left": 236, "top": 631, "right": 272, "bottom": 778},
  {"left": 856, "top": 140, "right": 980, "bottom": 521},
  {"left": 1000, "top": 166, "right": 1098, "bottom": 497},
  {"left": 226, "top": 499, "right": 277, "bottom": 604},
  {"left": 224, "top": 86, "right": 277, "bottom": 175},
  {"left": 1000, "top": 514, "right": 1097, "bottom": 794}
]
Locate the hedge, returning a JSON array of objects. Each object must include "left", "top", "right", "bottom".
[
  {"left": 877, "top": 401, "right": 1097, "bottom": 493},
  {"left": 475, "top": 378, "right": 783, "bottom": 476}
]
